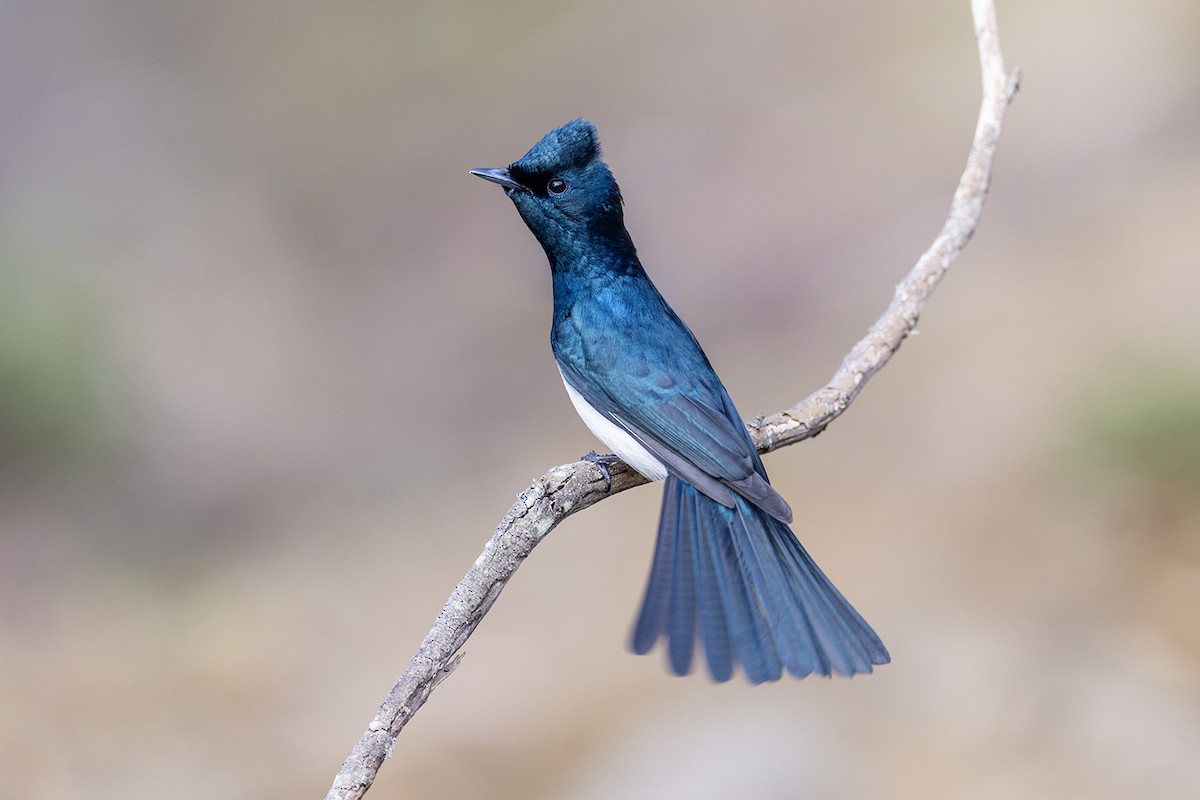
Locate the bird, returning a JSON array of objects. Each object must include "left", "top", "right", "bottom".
[{"left": 471, "top": 118, "right": 889, "bottom": 683}]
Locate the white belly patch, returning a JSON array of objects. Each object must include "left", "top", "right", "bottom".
[{"left": 559, "top": 370, "right": 668, "bottom": 482}]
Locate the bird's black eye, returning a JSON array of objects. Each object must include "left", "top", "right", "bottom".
[{"left": 547, "top": 178, "right": 567, "bottom": 195}]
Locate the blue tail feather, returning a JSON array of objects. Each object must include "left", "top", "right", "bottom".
[
  {"left": 689, "top": 491, "right": 735, "bottom": 681},
  {"left": 701, "top": 492, "right": 782, "bottom": 683},
  {"left": 731, "top": 504, "right": 821, "bottom": 677},
  {"left": 632, "top": 475, "right": 889, "bottom": 683},
  {"left": 666, "top": 484, "right": 698, "bottom": 675}
]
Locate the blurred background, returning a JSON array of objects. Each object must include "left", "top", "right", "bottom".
[{"left": 2, "top": 1, "right": 1198, "bottom": 798}]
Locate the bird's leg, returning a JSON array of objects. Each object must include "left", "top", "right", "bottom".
[{"left": 581, "top": 450, "right": 621, "bottom": 492}]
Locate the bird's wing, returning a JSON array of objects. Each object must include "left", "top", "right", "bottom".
[{"left": 558, "top": 355, "right": 793, "bottom": 524}]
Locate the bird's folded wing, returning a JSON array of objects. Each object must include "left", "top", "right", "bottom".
[{"left": 558, "top": 360, "right": 793, "bottom": 523}]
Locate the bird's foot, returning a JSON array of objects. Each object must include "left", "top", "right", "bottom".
[{"left": 581, "top": 450, "right": 620, "bottom": 492}]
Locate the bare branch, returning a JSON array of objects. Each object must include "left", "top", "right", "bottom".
[
  {"left": 324, "top": 3, "right": 1019, "bottom": 798},
  {"left": 754, "top": 0, "right": 1020, "bottom": 452}
]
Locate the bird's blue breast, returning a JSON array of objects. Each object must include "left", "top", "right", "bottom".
[{"left": 551, "top": 270, "right": 696, "bottom": 412}]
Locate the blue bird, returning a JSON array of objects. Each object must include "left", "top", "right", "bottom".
[{"left": 472, "top": 119, "right": 889, "bottom": 683}]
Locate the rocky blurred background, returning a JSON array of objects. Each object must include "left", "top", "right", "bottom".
[{"left": 2, "top": 1, "right": 1198, "bottom": 798}]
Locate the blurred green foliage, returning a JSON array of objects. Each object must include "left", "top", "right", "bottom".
[
  {"left": 1077, "top": 366, "right": 1200, "bottom": 485},
  {"left": 0, "top": 269, "right": 107, "bottom": 468}
]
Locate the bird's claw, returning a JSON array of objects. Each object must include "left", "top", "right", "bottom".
[{"left": 581, "top": 450, "right": 620, "bottom": 492}]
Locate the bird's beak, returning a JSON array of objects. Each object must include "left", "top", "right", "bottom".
[{"left": 470, "top": 167, "right": 526, "bottom": 192}]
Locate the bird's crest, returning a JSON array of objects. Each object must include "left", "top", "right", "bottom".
[{"left": 512, "top": 118, "right": 600, "bottom": 174}]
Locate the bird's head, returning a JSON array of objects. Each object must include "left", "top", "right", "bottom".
[{"left": 472, "top": 119, "right": 630, "bottom": 259}]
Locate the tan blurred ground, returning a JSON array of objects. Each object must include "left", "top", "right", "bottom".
[{"left": 2, "top": 1, "right": 1199, "bottom": 798}]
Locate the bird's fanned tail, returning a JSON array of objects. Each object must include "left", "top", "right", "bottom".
[{"left": 632, "top": 475, "right": 890, "bottom": 684}]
